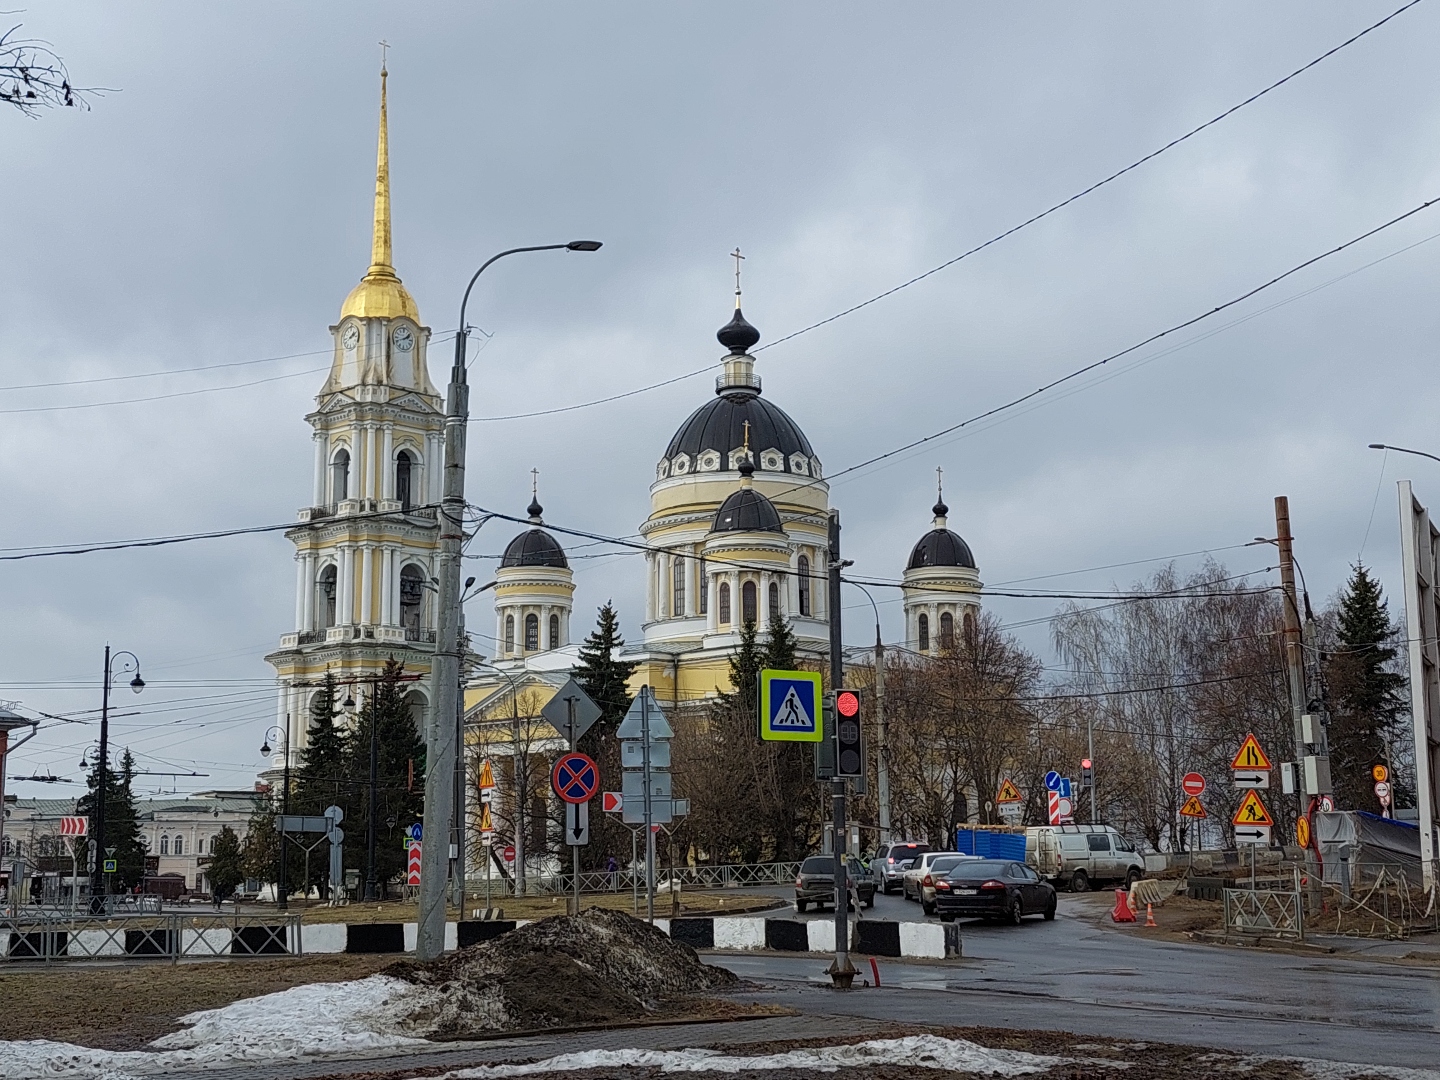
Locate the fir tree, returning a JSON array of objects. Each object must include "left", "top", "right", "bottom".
[
  {"left": 1325, "top": 564, "right": 1408, "bottom": 810},
  {"left": 762, "top": 610, "right": 799, "bottom": 672},
  {"left": 77, "top": 746, "right": 146, "bottom": 890},
  {"left": 207, "top": 825, "right": 245, "bottom": 903},
  {"left": 348, "top": 658, "right": 426, "bottom": 891},
  {"left": 725, "top": 617, "right": 764, "bottom": 727},
  {"left": 293, "top": 670, "right": 350, "bottom": 894},
  {"left": 573, "top": 602, "right": 638, "bottom": 869}
]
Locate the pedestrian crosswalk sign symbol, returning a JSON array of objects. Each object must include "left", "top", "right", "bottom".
[{"left": 760, "top": 669, "right": 823, "bottom": 742}]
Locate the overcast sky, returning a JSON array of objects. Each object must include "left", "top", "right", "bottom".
[{"left": 5, "top": 1, "right": 1440, "bottom": 798}]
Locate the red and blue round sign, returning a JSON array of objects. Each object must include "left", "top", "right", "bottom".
[{"left": 552, "top": 752, "right": 599, "bottom": 804}]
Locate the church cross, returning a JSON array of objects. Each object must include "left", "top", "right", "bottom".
[
  {"left": 379, "top": 39, "right": 390, "bottom": 71},
  {"left": 531, "top": 468, "right": 539, "bottom": 498},
  {"left": 732, "top": 247, "right": 744, "bottom": 298},
  {"left": 742, "top": 420, "right": 751, "bottom": 452},
  {"left": 936, "top": 465, "right": 944, "bottom": 501}
]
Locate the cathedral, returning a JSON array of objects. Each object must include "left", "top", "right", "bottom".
[{"left": 266, "top": 70, "right": 985, "bottom": 837}]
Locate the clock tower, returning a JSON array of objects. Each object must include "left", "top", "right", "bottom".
[{"left": 266, "top": 65, "right": 444, "bottom": 761}]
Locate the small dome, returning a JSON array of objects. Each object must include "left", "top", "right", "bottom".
[
  {"left": 712, "top": 482, "right": 785, "bottom": 535},
  {"left": 908, "top": 528, "right": 976, "bottom": 570},
  {"left": 717, "top": 306, "right": 761, "bottom": 354},
  {"left": 501, "top": 527, "right": 568, "bottom": 569}
]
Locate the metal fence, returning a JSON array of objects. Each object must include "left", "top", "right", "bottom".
[
  {"left": 471, "top": 860, "right": 801, "bottom": 897},
  {"left": 1223, "top": 887, "right": 1304, "bottom": 940},
  {"left": 0, "top": 912, "right": 303, "bottom": 964}
]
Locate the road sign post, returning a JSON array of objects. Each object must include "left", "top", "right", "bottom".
[{"left": 618, "top": 686, "right": 675, "bottom": 924}]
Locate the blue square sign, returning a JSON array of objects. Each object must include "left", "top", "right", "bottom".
[{"left": 760, "top": 669, "right": 823, "bottom": 742}]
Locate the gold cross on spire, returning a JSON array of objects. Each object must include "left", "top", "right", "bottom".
[
  {"left": 732, "top": 247, "right": 745, "bottom": 308},
  {"left": 379, "top": 39, "right": 390, "bottom": 73},
  {"left": 742, "top": 419, "right": 751, "bottom": 452}
]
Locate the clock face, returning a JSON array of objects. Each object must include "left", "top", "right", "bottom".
[
  {"left": 341, "top": 325, "right": 360, "bottom": 351},
  {"left": 392, "top": 325, "right": 414, "bottom": 351}
]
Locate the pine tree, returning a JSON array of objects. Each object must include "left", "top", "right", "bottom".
[
  {"left": 573, "top": 602, "right": 638, "bottom": 868},
  {"left": 77, "top": 746, "right": 146, "bottom": 890},
  {"left": 207, "top": 825, "right": 245, "bottom": 903},
  {"left": 762, "top": 610, "right": 799, "bottom": 672},
  {"left": 725, "top": 617, "right": 764, "bottom": 726},
  {"left": 348, "top": 658, "right": 426, "bottom": 891},
  {"left": 1325, "top": 564, "right": 1408, "bottom": 810}
]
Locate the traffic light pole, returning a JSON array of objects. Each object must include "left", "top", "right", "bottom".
[{"left": 826, "top": 509, "right": 856, "bottom": 989}]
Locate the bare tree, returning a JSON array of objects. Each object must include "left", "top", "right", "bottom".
[{"left": 0, "top": 23, "right": 100, "bottom": 117}]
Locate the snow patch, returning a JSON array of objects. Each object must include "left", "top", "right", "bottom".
[
  {"left": 445, "top": 1034, "right": 1063, "bottom": 1076},
  {"left": 0, "top": 975, "right": 437, "bottom": 1080}
]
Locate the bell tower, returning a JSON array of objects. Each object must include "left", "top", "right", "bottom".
[{"left": 267, "top": 64, "right": 443, "bottom": 761}]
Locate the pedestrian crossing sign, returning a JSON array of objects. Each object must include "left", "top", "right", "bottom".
[{"left": 760, "top": 669, "right": 823, "bottom": 742}]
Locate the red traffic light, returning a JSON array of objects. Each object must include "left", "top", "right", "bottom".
[
  {"left": 836, "top": 690, "right": 861, "bottom": 718},
  {"left": 1081, "top": 759, "right": 1092, "bottom": 770}
]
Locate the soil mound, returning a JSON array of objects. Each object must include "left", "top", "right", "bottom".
[{"left": 386, "top": 908, "right": 737, "bottom": 1037}]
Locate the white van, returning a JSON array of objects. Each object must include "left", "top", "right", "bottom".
[{"left": 1025, "top": 824, "right": 1144, "bottom": 892}]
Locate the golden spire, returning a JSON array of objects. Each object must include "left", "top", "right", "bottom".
[{"left": 340, "top": 56, "right": 418, "bottom": 322}]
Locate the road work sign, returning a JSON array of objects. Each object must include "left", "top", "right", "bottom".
[
  {"left": 1231, "top": 734, "right": 1272, "bottom": 771},
  {"left": 1233, "top": 790, "right": 1274, "bottom": 827},
  {"left": 997, "top": 778, "right": 1022, "bottom": 803},
  {"left": 760, "top": 669, "right": 822, "bottom": 742},
  {"left": 1179, "top": 795, "right": 1207, "bottom": 819}
]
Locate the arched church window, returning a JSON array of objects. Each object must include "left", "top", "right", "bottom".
[
  {"left": 940, "top": 612, "right": 955, "bottom": 651},
  {"left": 798, "top": 556, "right": 811, "bottom": 617},
  {"left": 698, "top": 558, "right": 708, "bottom": 614},
  {"left": 318, "top": 565, "right": 338, "bottom": 629},
  {"left": 768, "top": 582, "right": 780, "bottom": 620},
  {"left": 918, "top": 613, "right": 930, "bottom": 652},
  {"left": 505, "top": 615, "right": 515, "bottom": 654},
  {"left": 396, "top": 450, "right": 414, "bottom": 510},
  {"left": 331, "top": 449, "right": 350, "bottom": 503},
  {"left": 159, "top": 836, "right": 170, "bottom": 855},
  {"left": 549, "top": 614, "right": 560, "bottom": 650},
  {"left": 399, "top": 566, "right": 425, "bottom": 630},
  {"left": 963, "top": 609, "right": 976, "bottom": 638},
  {"left": 742, "top": 581, "right": 757, "bottom": 625},
  {"left": 718, "top": 582, "right": 731, "bottom": 625},
  {"left": 673, "top": 556, "right": 685, "bottom": 617},
  {"left": 525, "top": 614, "right": 539, "bottom": 651}
]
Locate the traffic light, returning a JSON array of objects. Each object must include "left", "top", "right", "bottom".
[
  {"left": 1081, "top": 758, "right": 1094, "bottom": 789},
  {"left": 834, "top": 689, "right": 864, "bottom": 778}
]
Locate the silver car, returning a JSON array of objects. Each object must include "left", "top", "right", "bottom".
[{"left": 870, "top": 841, "right": 930, "bottom": 894}]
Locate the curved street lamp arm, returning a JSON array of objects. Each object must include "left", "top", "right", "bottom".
[{"left": 1369, "top": 442, "right": 1440, "bottom": 466}]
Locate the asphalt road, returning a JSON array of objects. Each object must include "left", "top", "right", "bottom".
[{"left": 707, "top": 894, "right": 1440, "bottom": 1070}]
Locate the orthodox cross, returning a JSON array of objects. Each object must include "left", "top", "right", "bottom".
[
  {"left": 936, "top": 465, "right": 944, "bottom": 502},
  {"left": 732, "top": 247, "right": 745, "bottom": 299},
  {"left": 742, "top": 420, "right": 751, "bottom": 452},
  {"left": 531, "top": 468, "right": 540, "bottom": 498},
  {"left": 379, "top": 39, "right": 390, "bottom": 71}
]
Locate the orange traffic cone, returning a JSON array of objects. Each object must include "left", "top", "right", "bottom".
[{"left": 1144, "top": 902, "right": 1157, "bottom": 927}]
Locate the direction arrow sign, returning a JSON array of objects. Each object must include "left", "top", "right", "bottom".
[
  {"left": 566, "top": 801, "right": 590, "bottom": 846},
  {"left": 1233, "top": 770, "right": 1270, "bottom": 789},
  {"left": 996, "top": 778, "right": 1022, "bottom": 803},
  {"left": 1234, "top": 825, "right": 1271, "bottom": 845},
  {"left": 541, "top": 677, "right": 604, "bottom": 746},
  {"left": 1044, "top": 770, "right": 1061, "bottom": 791},
  {"left": 759, "top": 669, "right": 823, "bottom": 742},
  {"left": 1182, "top": 772, "right": 1206, "bottom": 797},
  {"left": 1233, "top": 790, "right": 1274, "bottom": 827},
  {"left": 1231, "top": 733, "right": 1273, "bottom": 771},
  {"left": 1179, "top": 794, "right": 1207, "bottom": 819},
  {"left": 552, "top": 752, "right": 599, "bottom": 804},
  {"left": 602, "top": 791, "right": 622, "bottom": 813},
  {"left": 59, "top": 816, "right": 88, "bottom": 837},
  {"left": 616, "top": 685, "right": 673, "bottom": 741}
]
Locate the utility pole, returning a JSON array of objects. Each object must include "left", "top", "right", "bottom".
[
  {"left": 874, "top": 627, "right": 890, "bottom": 845},
  {"left": 826, "top": 509, "right": 856, "bottom": 988},
  {"left": 642, "top": 688, "right": 654, "bottom": 924},
  {"left": 366, "top": 690, "right": 380, "bottom": 902},
  {"left": 1087, "top": 714, "right": 1096, "bottom": 825},
  {"left": 93, "top": 644, "right": 112, "bottom": 906},
  {"left": 1276, "top": 498, "right": 1309, "bottom": 816}
]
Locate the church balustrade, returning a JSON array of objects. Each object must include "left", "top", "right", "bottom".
[
  {"left": 297, "top": 629, "right": 328, "bottom": 645},
  {"left": 404, "top": 627, "right": 437, "bottom": 643}
]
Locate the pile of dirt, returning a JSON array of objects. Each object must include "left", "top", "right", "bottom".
[{"left": 386, "top": 908, "right": 738, "bottom": 1038}]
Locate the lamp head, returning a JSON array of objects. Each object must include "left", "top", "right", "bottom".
[
  {"left": 566, "top": 240, "right": 602, "bottom": 252},
  {"left": 130, "top": 674, "right": 145, "bottom": 694},
  {"left": 260, "top": 740, "right": 272, "bottom": 756},
  {"left": 1368, "top": 443, "right": 1386, "bottom": 450},
  {"left": 465, "top": 576, "right": 476, "bottom": 589}
]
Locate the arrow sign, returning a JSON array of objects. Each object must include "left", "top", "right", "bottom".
[
  {"left": 602, "top": 791, "right": 622, "bottom": 813},
  {"left": 565, "top": 801, "right": 590, "bottom": 846},
  {"left": 1234, "top": 825, "right": 1271, "bottom": 845},
  {"left": 541, "top": 677, "right": 604, "bottom": 746},
  {"left": 1233, "top": 770, "right": 1270, "bottom": 789},
  {"left": 1044, "top": 770, "right": 1061, "bottom": 791}
]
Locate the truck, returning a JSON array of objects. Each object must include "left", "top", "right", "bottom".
[{"left": 1025, "top": 824, "right": 1145, "bottom": 892}]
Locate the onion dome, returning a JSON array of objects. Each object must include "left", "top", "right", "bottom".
[
  {"left": 717, "top": 306, "right": 761, "bottom": 354},
  {"left": 712, "top": 460, "right": 785, "bottom": 534},
  {"left": 907, "top": 497, "right": 976, "bottom": 570},
  {"left": 500, "top": 498, "right": 569, "bottom": 569},
  {"left": 666, "top": 394, "right": 814, "bottom": 470}
]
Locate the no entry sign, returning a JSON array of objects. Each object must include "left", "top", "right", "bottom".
[{"left": 1182, "top": 773, "right": 1206, "bottom": 798}]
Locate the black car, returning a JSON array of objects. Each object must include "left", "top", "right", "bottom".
[
  {"left": 795, "top": 855, "right": 876, "bottom": 912},
  {"left": 933, "top": 858, "right": 1056, "bottom": 924}
]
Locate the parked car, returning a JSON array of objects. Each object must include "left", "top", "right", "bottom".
[
  {"left": 1025, "top": 824, "right": 1145, "bottom": 892},
  {"left": 870, "top": 841, "right": 931, "bottom": 894},
  {"left": 902, "top": 853, "right": 975, "bottom": 915},
  {"left": 795, "top": 855, "right": 877, "bottom": 912},
  {"left": 933, "top": 858, "right": 1057, "bottom": 924}
]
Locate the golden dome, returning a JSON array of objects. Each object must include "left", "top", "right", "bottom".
[{"left": 340, "top": 66, "right": 420, "bottom": 324}]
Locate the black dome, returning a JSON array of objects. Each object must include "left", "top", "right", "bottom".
[
  {"left": 712, "top": 485, "right": 785, "bottom": 534},
  {"left": 501, "top": 528, "right": 568, "bottom": 569},
  {"left": 907, "top": 528, "right": 976, "bottom": 570},
  {"left": 666, "top": 394, "right": 815, "bottom": 472},
  {"left": 717, "top": 306, "right": 761, "bottom": 354}
]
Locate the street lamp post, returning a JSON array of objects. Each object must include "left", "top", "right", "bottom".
[
  {"left": 260, "top": 722, "right": 291, "bottom": 911},
  {"left": 418, "top": 239, "right": 602, "bottom": 962},
  {"left": 92, "top": 646, "right": 143, "bottom": 910}
]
